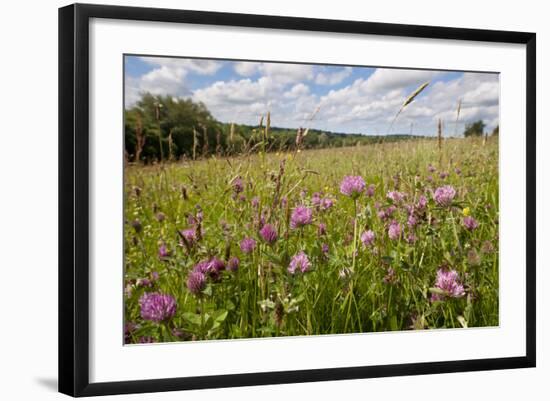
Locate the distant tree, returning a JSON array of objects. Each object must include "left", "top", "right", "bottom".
[
  {"left": 318, "top": 132, "right": 329, "bottom": 147},
  {"left": 463, "top": 120, "right": 486, "bottom": 137},
  {"left": 125, "top": 93, "right": 220, "bottom": 162},
  {"left": 492, "top": 125, "right": 499, "bottom": 136}
]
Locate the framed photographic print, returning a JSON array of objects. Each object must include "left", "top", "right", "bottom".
[{"left": 58, "top": 3, "right": 536, "bottom": 397}]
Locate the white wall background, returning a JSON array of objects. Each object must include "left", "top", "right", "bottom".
[{"left": 0, "top": 0, "right": 546, "bottom": 399}]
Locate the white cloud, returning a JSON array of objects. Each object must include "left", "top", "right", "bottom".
[
  {"left": 194, "top": 78, "right": 268, "bottom": 106},
  {"left": 234, "top": 62, "right": 315, "bottom": 83},
  {"left": 192, "top": 78, "right": 276, "bottom": 123},
  {"left": 191, "top": 62, "right": 316, "bottom": 126},
  {"left": 139, "top": 66, "right": 187, "bottom": 93},
  {"left": 124, "top": 57, "right": 223, "bottom": 107},
  {"left": 234, "top": 62, "right": 260, "bottom": 76},
  {"left": 259, "top": 63, "right": 314, "bottom": 84},
  {"left": 139, "top": 57, "right": 222, "bottom": 75},
  {"left": 124, "top": 76, "right": 141, "bottom": 107},
  {"left": 315, "top": 67, "right": 352, "bottom": 85},
  {"left": 284, "top": 83, "right": 310, "bottom": 98},
  {"left": 314, "top": 69, "right": 499, "bottom": 135},
  {"left": 192, "top": 75, "right": 320, "bottom": 127},
  {"left": 416, "top": 73, "right": 500, "bottom": 134},
  {"left": 365, "top": 69, "right": 440, "bottom": 91}
]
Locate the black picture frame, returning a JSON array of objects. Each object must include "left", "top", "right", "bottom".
[{"left": 59, "top": 3, "right": 536, "bottom": 397}]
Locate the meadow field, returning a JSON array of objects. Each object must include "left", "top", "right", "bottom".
[{"left": 124, "top": 137, "right": 499, "bottom": 343}]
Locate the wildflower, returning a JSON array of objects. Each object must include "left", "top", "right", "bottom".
[
  {"left": 428, "top": 164, "right": 436, "bottom": 173},
  {"left": 439, "top": 172, "right": 449, "bottom": 180},
  {"left": 138, "top": 336, "right": 155, "bottom": 344},
  {"left": 251, "top": 197, "right": 260, "bottom": 208},
  {"left": 259, "top": 224, "right": 278, "bottom": 245},
  {"left": 281, "top": 196, "right": 288, "bottom": 208},
  {"left": 320, "top": 197, "right": 335, "bottom": 210},
  {"left": 290, "top": 205, "right": 313, "bottom": 229},
  {"left": 209, "top": 257, "right": 226, "bottom": 275},
  {"left": 366, "top": 184, "right": 376, "bottom": 197},
  {"left": 201, "top": 259, "right": 224, "bottom": 282},
  {"left": 187, "top": 214, "right": 197, "bottom": 226},
  {"left": 462, "top": 207, "right": 471, "bottom": 216},
  {"left": 407, "top": 214, "right": 417, "bottom": 227},
  {"left": 406, "top": 233, "right": 417, "bottom": 244},
  {"left": 416, "top": 195, "right": 428, "bottom": 210},
  {"left": 433, "top": 185, "right": 456, "bottom": 207},
  {"left": 227, "top": 256, "right": 240, "bottom": 272},
  {"left": 311, "top": 192, "right": 322, "bottom": 207},
  {"left": 186, "top": 271, "right": 206, "bottom": 295},
  {"left": 384, "top": 206, "right": 396, "bottom": 219},
  {"left": 431, "top": 268, "right": 465, "bottom": 301},
  {"left": 155, "top": 212, "right": 166, "bottom": 222},
  {"left": 139, "top": 292, "right": 177, "bottom": 322},
  {"left": 233, "top": 177, "right": 244, "bottom": 194},
  {"left": 378, "top": 205, "right": 397, "bottom": 221},
  {"left": 240, "top": 237, "right": 257, "bottom": 254},
  {"left": 463, "top": 216, "right": 479, "bottom": 231},
  {"left": 192, "top": 260, "right": 212, "bottom": 274},
  {"left": 387, "top": 191, "right": 405, "bottom": 203},
  {"left": 339, "top": 175, "right": 366, "bottom": 198},
  {"left": 288, "top": 251, "right": 311, "bottom": 274},
  {"left": 158, "top": 243, "right": 171, "bottom": 259},
  {"left": 318, "top": 223, "right": 327, "bottom": 236},
  {"left": 321, "top": 243, "right": 329, "bottom": 256},
  {"left": 360, "top": 230, "right": 375, "bottom": 247},
  {"left": 179, "top": 228, "right": 197, "bottom": 247},
  {"left": 388, "top": 221, "right": 402, "bottom": 240},
  {"left": 455, "top": 167, "right": 462, "bottom": 175}
]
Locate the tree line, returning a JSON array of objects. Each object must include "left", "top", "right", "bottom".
[{"left": 124, "top": 93, "right": 495, "bottom": 163}]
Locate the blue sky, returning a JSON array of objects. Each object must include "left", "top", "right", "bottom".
[{"left": 125, "top": 56, "right": 499, "bottom": 136}]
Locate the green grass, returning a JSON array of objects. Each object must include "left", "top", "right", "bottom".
[{"left": 124, "top": 137, "right": 499, "bottom": 343}]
